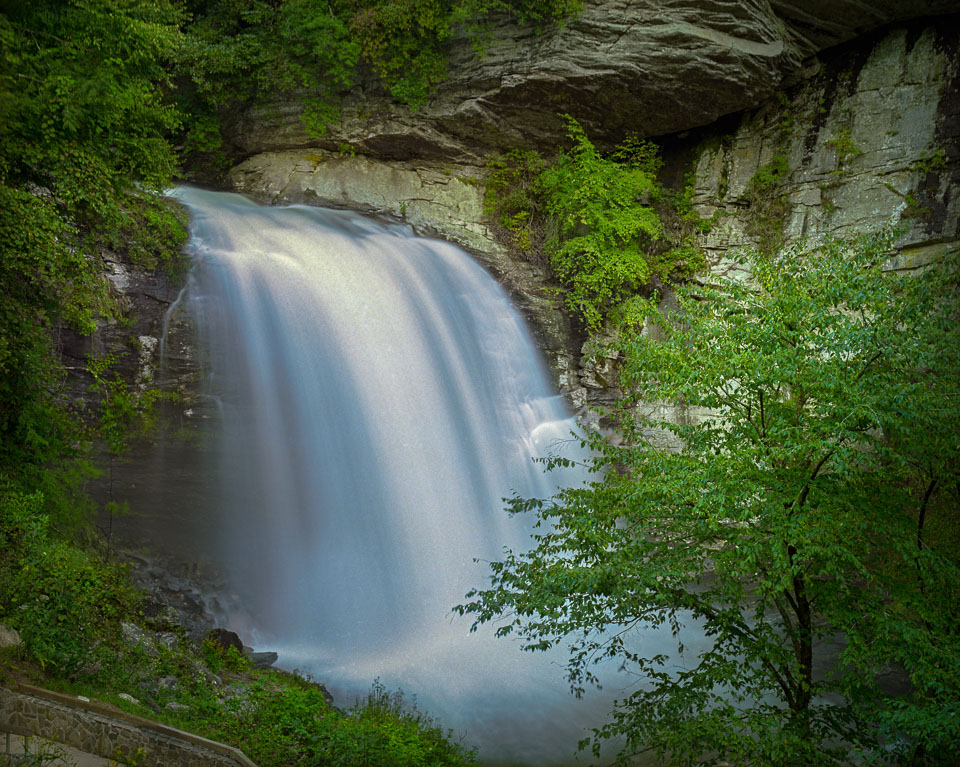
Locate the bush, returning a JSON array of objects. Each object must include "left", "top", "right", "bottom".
[
  {"left": 182, "top": 677, "right": 476, "bottom": 767},
  {"left": 0, "top": 490, "right": 138, "bottom": 673},
  {"left": 484, "top": 117, "right": 706, "bottom": 330}
]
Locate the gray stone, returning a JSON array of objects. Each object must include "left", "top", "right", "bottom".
[
  {"left": 156, "top": 632, "right": 179, "bottom": 651},
  {"left": 120, "top": 622, "right": 146, "bottom": 646},
  {"left": 0, "top": 623, "right": 22, "bottom": 648},
  {"left": 245, "top": 651, "right": 278, "bottom": 670},
  {"left": 117, "top": 693, "right": 141, "bottom": 707},
  {"left": 688, "top": 24, "right": 959, "bottom": 267}
]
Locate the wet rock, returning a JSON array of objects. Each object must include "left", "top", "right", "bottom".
[
  {"left": 245, "top": 651, "right": 279, "bottom": 670},
  {"left": 122, "top": 553, "right": 221, "bottom": 642},
  {"left": 206, "top": 628, "right": 243, "bottom": 654}
]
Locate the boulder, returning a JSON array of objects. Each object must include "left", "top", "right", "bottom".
[
  {"left": 120, "top": 622, "right": 156, "bottom": 655},
  {"left": 245, "top": 651, "right": 279, "bottom": 670},
  {"left": 117, "top": 692, "right": 141, "bottom": 706},
  {"left": 0, "top": 624, "right": 21, "bottom": 648},
  {"left": 206, "top": 628, "right": 244, "bottom": 654}
]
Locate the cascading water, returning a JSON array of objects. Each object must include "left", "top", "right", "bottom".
[{"left": 170, "top": 187, "right": 621, "bottom": 763}]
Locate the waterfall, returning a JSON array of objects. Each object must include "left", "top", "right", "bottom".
[{"left": 171, "top": 187, "right": 616, "bottom": 763}]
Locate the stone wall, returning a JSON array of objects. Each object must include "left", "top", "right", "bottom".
[{"left": 0, "top": 685, "right": 255, "bottom": 767}]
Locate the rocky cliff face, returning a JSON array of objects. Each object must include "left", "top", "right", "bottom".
[
  {"left": 223, "top": 15, "right": 959, "bottom": 422},
  {"left": 58, "top": 242, "right": 216, "bottom": 553},
  {"left": 59, "top": 253, "right": 198, "bottom": 411},
  {"left": 689, "top": 21, "right": 959, "bottom": 276},
  {"left": 225, "top": 0, "right": 957, "bottom": 163}
]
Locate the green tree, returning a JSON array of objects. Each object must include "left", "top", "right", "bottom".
[
  {"left": 459, "top": 230, "right": 960, "bottom": 765},
  {"left": 0, "top": 0, "right": 186, "bottom": 520}
]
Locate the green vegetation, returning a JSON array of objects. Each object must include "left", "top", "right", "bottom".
[
  {"left": 484, "top": 117, "right": 706, "bottom": 330},
  {"left": 198, "top": 677, "right": 475, "bottom": 767},
  {"left": 0, "top": 491, "right": 139, "bottom": 673},
  {"left": 0, "top": 735, "right": 71, "bottom": 766},
  {"left": 460, "top": 229, "right": 960, "bottom": 765},
  {"left": 0, "top": 489, "right": 476, "bottom": 765},
  {"left": 744, "top": 152, "right": 792, "bottom": 254},
  {"left": 911, "top": 149, "right": 948, "bottom": 174},
  {"left": 0, "top": 0, "right": 189, "bottom": 523},
  {"left": 484, "top": 148, "right": 551, "bottom": 255},
  {"left": 826, "top": 126, "right": 863, "bottom": 173}
]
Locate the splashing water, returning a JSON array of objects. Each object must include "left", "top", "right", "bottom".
[{"left": 170, "top": 187, "right": 649, "bottom": 763}]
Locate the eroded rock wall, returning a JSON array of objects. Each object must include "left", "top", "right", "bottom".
[
  {"left": 689, "top": 21, "right": 959, "bottom": 278},
  {"left": 225, "top": 0, "right": 957, "bottom": 164},
  {"left": 224, "top": 18, "right": 959, "bottom": 421}
]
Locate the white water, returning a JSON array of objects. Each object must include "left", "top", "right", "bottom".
[{"left": 171, "top": 187, "right": 661, "bottom": 764}]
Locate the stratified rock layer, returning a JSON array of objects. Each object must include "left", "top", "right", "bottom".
[
  {"left": 225, "top": 0, "right": 958, "bottom": 162},
  {"left": 691, "top": 23, "right": 960, "bottom": 278}
]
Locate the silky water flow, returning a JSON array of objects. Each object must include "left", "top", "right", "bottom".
[{"left": 169, "top": 187, "right": 667, "bottom": 764}]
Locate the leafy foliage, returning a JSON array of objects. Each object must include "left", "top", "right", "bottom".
[
  {"left": 484, "top": 117, "right": 705, "bottom": 330},
  {"left": 0, "top": 0, "right": 188, "bottom": 512},
  {"left": 459, "top": 230, "right": 960, "bottom": 765},
  {"left": 0, "top": 490, "right": 139, "bottom": 673},
  {"left": 86, "top": 354, "right": 173, "bottom": 459},
  {"left": 541, "top": 118, "right": 666, "bottom": 329},
  {"left": 197, "top": 678, "right": 476, "bottom": 767},
  {"left": 744, "top": 153, "right": 792, "bottom": 255},
  {"left": 483, "top": 148, "right": 552, "bottom": 256}
]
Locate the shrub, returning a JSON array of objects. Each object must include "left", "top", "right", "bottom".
[{"left": 0, "top": 490, "right": 138, "bottom": 673}]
